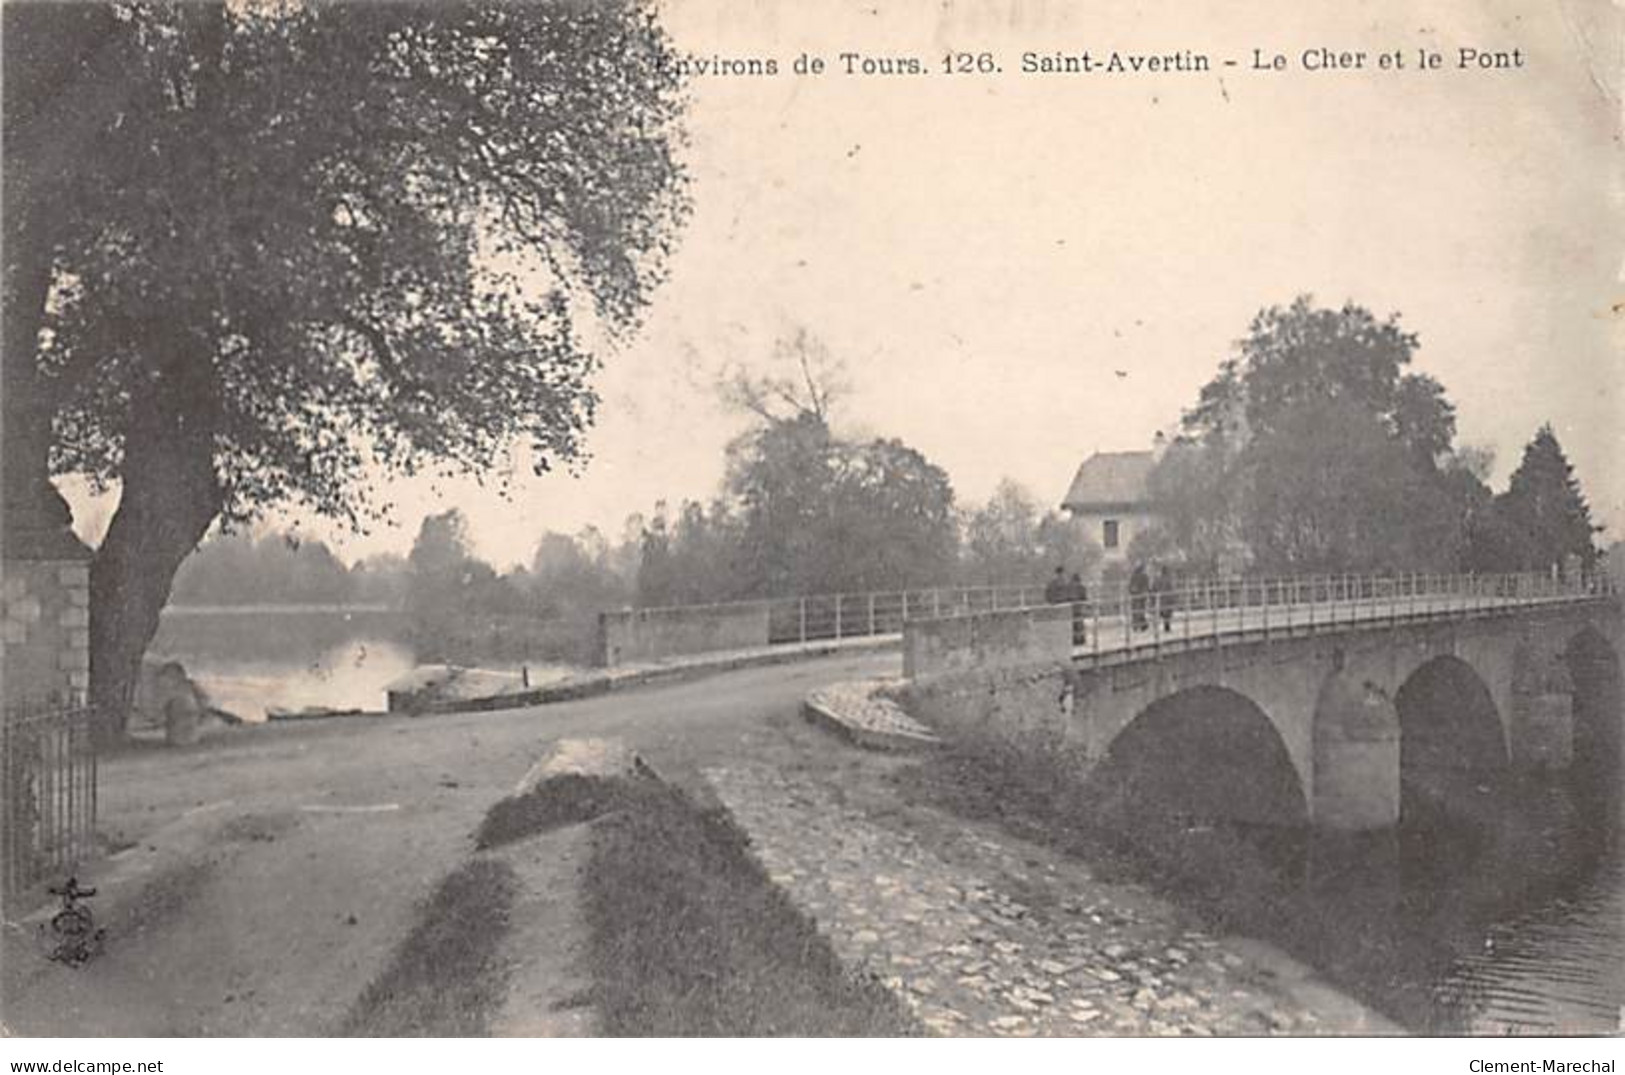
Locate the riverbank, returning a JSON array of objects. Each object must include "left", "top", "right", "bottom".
[
  {"left": 395, "top": 634, "right": 899, "bottom": 715},
  {"left": 884, "top": 736, "right": 1625, "bottom": 1035},
  {"left": 704, "top": 752, "right": 1399, "bottom": 1035}
]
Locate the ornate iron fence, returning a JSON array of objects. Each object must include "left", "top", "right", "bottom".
[{"left": 2, "top": 697, "right": 98, "bottom": 899}]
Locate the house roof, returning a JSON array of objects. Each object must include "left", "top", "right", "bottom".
[{"left": 1061, "top": 450, "right": 1156, "bottom": 512}]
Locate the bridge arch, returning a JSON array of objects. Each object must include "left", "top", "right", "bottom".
[
  {"left": 1394, "top": 654, "right": 1506, "bottom": 828},
  {"left": 1090, "top": 685, "right": 1308, "bottom": 829}
]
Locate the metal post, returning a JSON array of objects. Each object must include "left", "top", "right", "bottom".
[
  {"left": 1121, "top": 586, "right": 1130, "bottom": 652},
  {"left": 799, "top": 598, "right": 807, "bottom": 644},
  {"left": 867, "top": 593, "right": 875, "bottom": 637},
  {"left": 1089, "top": 596, "right": 1099, "bottom": 664},
  {"left": 1182, "top": 579, "right": 1191, "bottom": 646},
  {"left": 835, "top": 594, "right": 843, "bottom": 640},
  {"left": 1211, "top": 578, "right": 1219, "bottom": 644}
]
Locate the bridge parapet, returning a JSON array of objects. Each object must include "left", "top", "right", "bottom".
[
  {"left": 903, "top": 570, "right": 1616, "bottom": 678},
  {"left": 903, "top": 607, "right": 1072, "bottom": 679},
  {"left": 598, "top": 603, "right": 770, "bottom": 667}
]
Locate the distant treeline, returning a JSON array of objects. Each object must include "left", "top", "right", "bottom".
[
  {"left": 170, "top": 457, "right": 1102, "bottom": 666},
  {"left": 170, "top": 303, "right": 1617, "bottom": 666},
  {"left": 170, "top": 532, "right": 409, "bottom": 608}
]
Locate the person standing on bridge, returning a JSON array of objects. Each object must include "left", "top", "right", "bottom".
[
  {"left": 1154, "top": 562, "right": 1177, "bottom": 633},
  {"left": 1044, "top": 565, "right": 1069, "bottom": 605},
  {"left": 1068, "top": 571, "right": 1089, "bottom": 645},
  {"left": 1129, "top": 562, "right": 1150, "bottom": 632}
]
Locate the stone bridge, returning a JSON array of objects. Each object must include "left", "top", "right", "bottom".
[{"left": 901, "top": 577, "right": 1623, "bottom": 833}]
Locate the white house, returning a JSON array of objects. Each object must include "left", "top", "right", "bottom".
[{"left": 1060, "top": 437, "right": 1166, "bottom": 567}]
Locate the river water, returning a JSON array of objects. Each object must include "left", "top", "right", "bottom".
[
  {"left": 150, "top": 606, "right": 579, "bottom": 720},
  {"left": 1236, "top": 769, "right": 1624, "bottom": 1035},
  {"left": 1394, "top": 781, "right": 1624, "bottom": 1036},
  {"left": 1438, "top": 832, "right": 1622, "bottom": 1034}
]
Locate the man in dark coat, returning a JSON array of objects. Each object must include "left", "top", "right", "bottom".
[
  {"left": 1044, "top": 565, "right": 1068, "bottom": 605},
  {"left": 1128, "top": 562, "right": 1150, "bottom": 631},
  {"left": 1154, "top": 563, "right": 1177, "bottom": 632},
  {"left": 1067, "top": 571, "right": 1089, "bottom": 645}
]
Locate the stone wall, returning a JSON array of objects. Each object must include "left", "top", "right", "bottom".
[
  {"left": 903, "top": 608, "right": 1073, "bottom": 680},
  {"left": 2, "top": 559, "right": 91, "bottom": 704},
  {"left": 1311, "top": 671, "right": 1401, "bottom": 830},
  {"left": 1509, "top": 643, "right": 1577, "bottom": 771},
  {"left": 598, "top": 603, "right": 771, "bottom": 667}
]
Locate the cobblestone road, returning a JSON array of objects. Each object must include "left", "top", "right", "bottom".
[{"left": 706, "top": 762, "right": 1330, "bottom": 1036}]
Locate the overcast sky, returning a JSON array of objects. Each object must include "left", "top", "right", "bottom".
[{"left": 67, "top": 0, "right": 1625, "bottom": 568}]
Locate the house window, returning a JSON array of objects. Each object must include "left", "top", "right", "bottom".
[{"left": 1102, "top": 519, "right": 1120, "bottom": 549}]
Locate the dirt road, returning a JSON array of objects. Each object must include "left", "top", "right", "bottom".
[{"left": 2, "top": 651, "right": 896, "bottom": 1036}]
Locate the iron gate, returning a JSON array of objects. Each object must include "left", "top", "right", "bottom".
[{"left": 2, "top": 697, "right": 98, "bottom": 899}]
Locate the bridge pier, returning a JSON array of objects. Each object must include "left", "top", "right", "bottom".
[
  {"left": 1312, "top": 670, "right": 1400, "bottom": 831},
  {"left": 1510, "top": 644, "right": 1574, "bottom": 772}
]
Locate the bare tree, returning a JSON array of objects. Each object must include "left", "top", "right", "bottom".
[{"left": 718, "top": 328, "right": 849, "bottom": 426}]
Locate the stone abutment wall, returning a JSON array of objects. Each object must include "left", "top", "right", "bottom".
[{"left": 598, "top": 604, "right": 772, "bottom": 668}]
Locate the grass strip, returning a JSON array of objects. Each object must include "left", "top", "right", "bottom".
[
  {"left": 582, "top": 779, "right": 918, "bottom": 1036},
  {"left": 474, "top": 773, "right": 638, "bottom": 851},
  {"left": 341, "top": 857, "right": 518, "bottom": 1036}
]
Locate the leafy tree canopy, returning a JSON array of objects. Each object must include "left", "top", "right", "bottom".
[
  {"left": 1240, "top": 398, "right": 1460, "bottom": 573},
  {"left": 1184, "top": 295, "right": 1455, "bottom": 465},
  {"left": 2, "top": 1, "right": 689, "bottom": 733},
  {"left": 1151, "top": 296, "right": 1477, "bottom": 574},
  {"left": 721, "top": 412, "right": 958, "bottom": 596},
  {"left": 35, "top": 0, "right": 688, "bottom": 524}
]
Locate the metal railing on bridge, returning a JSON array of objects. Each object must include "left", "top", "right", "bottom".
[
  {"left": 619, "top": 570, "right": 1615, "bottom": 662},
  {"left": 1008, "top": 570, "right": 1616, "bottom": 668},
  {"left": 621, "top": 582, "right": 1051, "bottom": 649}
]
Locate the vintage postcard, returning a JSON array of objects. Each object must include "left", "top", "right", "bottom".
[{"left": 1, "top": 0, "right": 1621, "bottom": 1062}]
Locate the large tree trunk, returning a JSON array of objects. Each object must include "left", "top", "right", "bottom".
[{"left": 89, "top": 358, "right": 222, "bottom": 744}]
